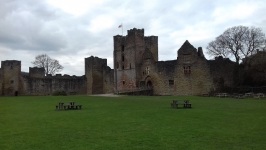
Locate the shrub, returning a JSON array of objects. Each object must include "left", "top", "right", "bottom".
[{"left": 52, "top": 91, "right": 67, "bottom": 96}]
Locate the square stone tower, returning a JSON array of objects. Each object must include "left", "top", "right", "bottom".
[
  {"left": 113, "top": 28, "right": 158, "bottom": 93},
  {"left": 1, "top": 60, "right": 21, "bottom": 96}
]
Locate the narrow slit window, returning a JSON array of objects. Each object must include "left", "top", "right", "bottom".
[
  {"left": 122, "top": 54, "right": 125, "bottom": 62},
  {"left": 121, "top": 45, "right": 125, "bottom": 52}
]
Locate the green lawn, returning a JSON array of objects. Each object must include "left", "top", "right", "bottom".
[{"left": 0, "top": 95, "right": 266, "bottom": 150}]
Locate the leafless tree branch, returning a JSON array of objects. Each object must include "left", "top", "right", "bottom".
[
  {"left": 32, "top": 54, "right": 63, "bottom": 76},
  {"left": 206, "top": 25, "right": 266, "bottom": 63}
]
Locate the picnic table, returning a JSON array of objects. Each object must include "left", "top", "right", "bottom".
[
  {"left": 56, "top": 102, "right": 82, "bottom": 110},
  {"left": 216, "top": 93, "right": 229, "bottom": 98},
  {"left": 171, "top": 100, "right": 192, "bottom": 109},
  {"left": 254, "top": 93, "right": 265, "bottom": 99},
  {"left": 234, "top": 94, "right": 245, "bottom": 99}
]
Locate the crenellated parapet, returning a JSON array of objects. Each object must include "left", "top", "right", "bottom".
[
  {"left": 127, "top": 28, "right": 144, "bottom": 37},
  {"left": 85, "top": 56, "right": 107, "bottom": 71},
  {"left": 29, "top": 67, "right": 45, "bottom": 78}
]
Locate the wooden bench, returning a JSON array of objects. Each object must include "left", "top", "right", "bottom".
[
  {"left": 234, "top": 94, "right": 245, "bottom": 99},
  {"left": 56, "top": 102, "right": 82, "bottom": 110},
  {"left": 171, "top": 100, "right": 192, "bottom": 109},
  {"left": 254, "top": 93, "right": 265, "bottom": 99},
  {"left": 244, "top": 92, "right": 254, "bottom": 98},
  {"left": 216, "top": 93, "right": 229, "bottom": 98},
  {"left": 183, "top": 100, "right": 192, "bottom": 108}
]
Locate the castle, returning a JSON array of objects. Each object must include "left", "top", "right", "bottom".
[{"left": 0, "top": 28, "right": 236, "bottom": 96}]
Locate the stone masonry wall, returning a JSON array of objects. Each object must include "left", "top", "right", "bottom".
[
  {"left": 153, "top": 60, "right": 177, "bottom": 95},
  {"left": 209, "top": 57, "right": 236, "bottom": 91},
  {"left": 22, "top": 74, "right": 86, "bottom": 96},
  {"left": 1, "top": 60, "right": 21, "bottom": 96},
  {"left": 0, "top": 68, "right": 2, "bottom": 95},
  {"left": 85, "top": 56, "right": 114, "bottom": 94}
]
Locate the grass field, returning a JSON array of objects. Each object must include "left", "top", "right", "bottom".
[{"left": 0, "top": 95, "right": 266, "bottom": 150}]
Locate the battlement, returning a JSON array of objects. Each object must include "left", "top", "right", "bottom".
[
  {"left": 214, "top": 56, "right": 230, "bottom": 61},
  {"left": 29, "top": 67, "right": 45, "bottom": 78},
  {"left": 144, "top": 36, "right": 158, "bottom": 45},
  {"left": 113, "top": 35, "right": 126, "bottom": 43},
  {"left": 1, "top": 60, "right": 21, "bottom": 68},
  {"left": 127, "top": 28, "right": 144, "bottom": 36},
  {"left": 85, "top": 56, "right": 107, "bottom": 68},
  {"left": 45, "top": 73, "right": 85, "bottom": 79}
]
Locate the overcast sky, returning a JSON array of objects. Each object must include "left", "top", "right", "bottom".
[{"left": 1, "top": 0, "right": 266, "bottom": 76}]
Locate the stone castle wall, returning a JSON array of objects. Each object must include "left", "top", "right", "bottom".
[
  {"left": 113, "top": 28, "right": 159, "bottom": 93},
  {"left": 85, "top": 56, "right": 114, "bottom": 94},
  {"left": 113, "top": 29, "right": 237, "bottom": 95},
  {"left": 0, "top": 68, "right": 2, "bottom": 94},
  {"left": 209, "top": 56, "right": 237, "bottom": 91},
  {"left": 0, "top": 28, "right": 238, "bottom": 96},
  {"left": 1, "top": 60, "right": 21, "bottom": 96},
  {"left": 22, "top": 74, "right": 87, "bottom": 95},
  {"left": 0, "top": 57, "right": 113, "bottom": 96}
]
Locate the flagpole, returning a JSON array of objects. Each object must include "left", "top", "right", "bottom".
[
  {"left": 118, "top": 23, "right": 123, "bottom": 36},
  {"left": 121, "top": 23, "right": 123, "bottom": 36}
]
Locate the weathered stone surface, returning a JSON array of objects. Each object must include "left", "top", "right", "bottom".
[
  {"left": 113, "top": 28, "right": 237, "bottom": 95},
  {"left": 0, "top": 28, "right": 239, "bottom": 96}
]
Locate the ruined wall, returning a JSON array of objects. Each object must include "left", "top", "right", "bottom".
[
  {"left": 113, "top": 28, "right": 158, "bottom": 93},
  {"left": 0, "top": 68, "right": 2, "bottom": 95},
  {"left": 174, "top": 41, "right": 212, "bottom": 95},
  {"left": 0, "top": 55, "right": 113, "bottom": 96},
  {"left": 144, "top": 36, "right": 158, "bottom": 62},
  {"left": 85, "top": 56, "right": 113, "bottom": 94},
  {"left": 152, "top": 60, "right": 177, "bottom": 95},
  {"left": 29, "top": 67, "right": 45, "bottom": 78},
  {"left": 114, "top": 33, "right": 137, "bottom": 93},
  {"left": 175, "top": 58, "right": 212, "bottom": 95},
  {"left": 209, "top": 56, "right": 236, "bottom": 91},
  {"left": 0, "top": 28, "right": 244, "bottom": 96},
  {"left": 0, "top": 60, "right": 87, "bottom": 96},
  {"left": 103, "top": 67, "right": 114, "bottom": 93},
  {"left": 22, "top": 74, "right": 86, "bottom": 96},
  {"left": 138, "top": 43, "right": 213, "bottom": 96},
  {"left": 114, "top": 30, "right": 216, "bottom": 96}
]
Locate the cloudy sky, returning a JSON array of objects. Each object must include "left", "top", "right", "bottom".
[{"left": 1, "top": 0, "right": 266, "bottom": 76}]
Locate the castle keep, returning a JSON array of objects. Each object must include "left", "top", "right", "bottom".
[{"left": 0, "top": 28, "right": 236, "bottom": 96}]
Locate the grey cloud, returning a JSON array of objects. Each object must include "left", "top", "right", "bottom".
[
  {"left": 1, "top": 0, "right": 266, "bottom": 76},
  {"left": 0, "top": 0, "right": 66, "bottom": 51}
]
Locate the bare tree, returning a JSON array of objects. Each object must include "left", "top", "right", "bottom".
[
  {"left": 207, "top": 25, "right": 266, "bottom": 63},
  {"left": 32, "top": 54, "right": 63, "bottom": 76}
]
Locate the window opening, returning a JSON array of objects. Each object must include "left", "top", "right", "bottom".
[
  {"left": 145, "top": 67, "right": 150, "bottom": 75},
  {"left": 122, "top": 54, "right": 125, "bottom": 62},
  {"left": 121, "top": 45, "right": 125, "bottom": 52},
  {"left": 183, "top": 66, "right": 191, "bottom": 75},
  {"left": 169, "top": 80, "right": 174, "bottom": 86}
]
